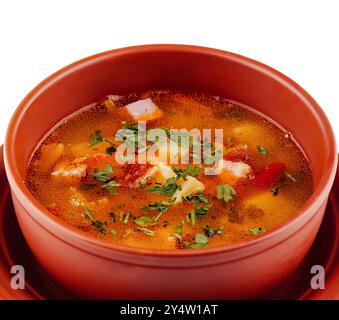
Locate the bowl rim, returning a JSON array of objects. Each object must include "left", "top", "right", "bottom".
[{"left": 4, "top": 44, "right": 338, "bottom": 258}]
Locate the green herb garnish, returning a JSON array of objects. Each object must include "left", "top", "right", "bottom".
[
  {"left": 81, "top": 207, "right": 93, "bottom": 220},
  {"left": 149, "top": 177, "right": 180, "bottom": 196},
  {"left": 195, "top": 204, "right": 212, "bottom": 217},
  {"left": 134, "top": 215, "right": 155, "bottom": 227},
  {"left": 123, "top": 212, "right": 130, "bottom": 225},
  {"left": 257, "top": 145, "right": 268, "bottom": 156},
  {"left": 249, "top": 227, "right": 266, "bottom": 235},
  {"left": 216, "top": 184, "right": 236, "bottom": 203},
  {"left": 106, "top": 146, "right": 117, "bottom": 155},
  {"left": 91, "top": 220, "right": 106, "bottom": 233},
  {"left": 102, "top": 180, "right": 119, "bottom": 194},
  {"left": 189, "top": 233, "right": 209, "bottom": 249},
  {"left": 138, "top": 181, "right": 148, "bottom": 189},
  {"left": 89, "top": 130, "right": 103, "bottom": 147},
  {"left": 203, "top": 224, "right": 224, "bottom": 237},
  {"left": 109, "top": 212, "right": 116, "bottom": 223},
  {"left": 142, "top": 201, "right": 172, "bottom": 213},
  {"left": 190, "top": 209, "right": 197, "bottom": 225},
  {"left": 271, "top": 185, "right": 280, "bottom": 196},
  {"left": 133, "top": 227, "right": 155, "bottom": 237},
  {"left": 184, "top": 191, "right": 209, "bottom": 204},
  {"left": 92, "top": 165, "right": 114, "bottom": 183},
  {"left": 173, "top": 165, "right": 202, "bottom": 179},
  {"left": 110, "top": 228, "right": 117, "bottom": 236}
]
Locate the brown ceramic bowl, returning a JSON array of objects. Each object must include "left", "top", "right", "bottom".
[{"left": 4, "top": 45, "right": 337, "bottom": 299}]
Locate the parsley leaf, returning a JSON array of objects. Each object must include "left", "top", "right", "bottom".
[
  {"left": 148, "top": 177, "right": 180, "bottom": 196},
  {"left": 216, "top": 184, "right": 236, "bottom": 203},
  {"left": 194, "top": 233, "right": 208, "bottom": 244},
  {"left": 133, "top": 227, "right": 155, "bottom": 236},
  {"left": 106, "top": 146, "right": 117, "bottom": 155},
  {"left": 184, "top": 191, "right": 209, "bottom": 204},
  {"left": 89, "top": 130, "right": 103, "bottom": 147},
  {"left": 142, "top": 201, "right": 171, "bottom": 213},
  {"left": 203, "top": 224, "right": 224, "bottom": 237},
  {"left": 134, "top": 215, "right": 155, "bottom": 227},
  {"left": 257, "top": 145, "right": 268, "bottom": 156},
  {"left": 195, "top": 204, "right": 212, "bottom": 217},
  {"left": 91, "top": 220, "right": 106, "bottom": 233},
  {"left": 271, "top": 185, "right": 280, "bottom": 196},
  {"left": 173, "top": 165, "right": 202, "bottom": 180},
  {"left": 102, "top": 180, "right": 119, "bottom": 194},
  {"left": 92, "top": 165, "right": 114, "bottom": 183},
  {"left": 249, "top": 227, "right": 266, "bottom": 235}
]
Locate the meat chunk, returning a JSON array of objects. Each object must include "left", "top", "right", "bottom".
[
  {"left": 208, "top": 159, "right": 252, "bottom": 185},
  {"left": 173, "top": 176, "right": 205, "bottom": 203},
  {"left": 122, "top": 98, "right": 164, "bottom": 122},
  {"left": 51, "top": 153, "right": 112, "bottom": 185},
  {"left": 126, "top": 162, "right": 176, "bottom": 187},
  {"left": 51, "top": 157, "right": 87, "bottom": 184}
]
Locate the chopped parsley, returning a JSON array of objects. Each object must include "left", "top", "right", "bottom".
[
  {"left": 173, "top": 165, "right": 202, "bottom": 179},
  {"left": 138, "top": 181, "right": 148, "bottom": 189},
  {"left": 91, "top": 165, "right": 119, "bottom": 194},
  {"left": 163, "top": 108, "right": 176, "bottom": 115},
  {"left": 102, "top": 180, "right": 119, "bottom": 194},
  {"left": 271, "top": 185, "right": 280, "bottom": 196},
  {"left": 110, "top": 228, "right": 117, "bottom": 236},
  {"left": 256, "top": 145, "right": 268, "bottom": 156},
  {"left": 106, "top": 146, "right": 117, "bottom": 155},
  {"left": 109, "top": 212, "right": 116, "bottom": 223},
  {"left": 173, "top": 220, "right": 185, "bottom": 234},
  {"left": 184, "top": 191, "right": 209, "bottom": 204},
  {"left": 216, "top": 184, "right": 236, "bottom": 203},
  {"left": 142, "top": 201, "right": 172, "bottom": 213},
  {"left": 190, "top": 209, "right": 197, "bottom": 225},
  {"left": 92, "top": 165, "right": 114, "bottom": 183},
  {"left": 149, "top": 177, "right": 180, "bottom": 196},
  {"left": 123, "top": 212, "right": 130, "bottom": 225},
  {"left": 163, "top": 220, "right": 169, "bottom": 227},
  {"left": 187, "top": 233, "right": 209, "bottom": 249},
  {"left": 194, "top": 204, "right": 212, "bottom": 217},
  {"left": 249, "top": 227, "right": 266, "bottom": 235},
  {"left": 81, "top": 207, "right": 93, "bottom": 220},
  {"left": 203, "top": 224, "right": 224, "bottom": 237},
  {"left": 88, "top": 130, "right": 103, "bottom": 147},
  {"left": 91, "top": 220, "right": 106, "bottom": 233},
  {"left": 133, "top": 227, "right": 155, "bottom": 237},
  {"left": 134, "top": 215, "right": 155, "bottom": 227}
]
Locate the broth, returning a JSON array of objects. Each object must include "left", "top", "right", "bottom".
[{"left": 26, "top": 91, "right": 313, "bottom": 250}]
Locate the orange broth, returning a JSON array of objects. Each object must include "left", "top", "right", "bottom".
[{"left": 26, "top": 91, "right": 313, "bottom": 250}]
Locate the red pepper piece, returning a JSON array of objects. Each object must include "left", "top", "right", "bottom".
[{"left": 253, "top": 162, "right": 286, "bottom": 189}]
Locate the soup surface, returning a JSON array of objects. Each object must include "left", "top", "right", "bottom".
[{"left": 26, "top": 91, "right": 313, "bottom": 250}]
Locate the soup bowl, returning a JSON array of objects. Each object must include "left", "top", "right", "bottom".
[{"left": 4, "top": 45, "right": 337, "bottom": 299}]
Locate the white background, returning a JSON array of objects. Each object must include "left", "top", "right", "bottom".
[{"left": 1, "top": 0, "right": 338, "bottom": 144}]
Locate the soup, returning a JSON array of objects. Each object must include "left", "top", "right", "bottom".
[{"left": 26, "top": 91, "right": 313, "bottom": 250}]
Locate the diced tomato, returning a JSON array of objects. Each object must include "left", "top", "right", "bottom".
[
  {"left": 124, "top": 163, "right": 153, "bottom": 187},
  {"left": 253, "top": 162, "right": 286, "bottom": 189},
  {"left": 224, "top": 146, "right": 249, "bottom": 162}
]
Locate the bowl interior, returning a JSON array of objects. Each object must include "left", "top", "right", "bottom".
[{"left": 5, "top": 45, "right": 337, "bottom": 255}]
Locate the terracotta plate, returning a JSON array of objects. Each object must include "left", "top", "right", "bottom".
[{"left": 0, "top": 146, "right": 338, "bottom": 300}]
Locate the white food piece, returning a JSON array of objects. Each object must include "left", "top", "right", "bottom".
[
  {"left": 138, "top": 162, "right": 177, "bottom": 186},
  {"left": 124, "top": 98, "right": 164, "bottom": 121},
  {"left": 173, "top": 176, "right": 205, "bottom": 203},
  {"left": 51, "top": 156, "right": 88, "bottom": 180},
  {"left": 147, "top": 140, "right": 189, "bottom": 165}
]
